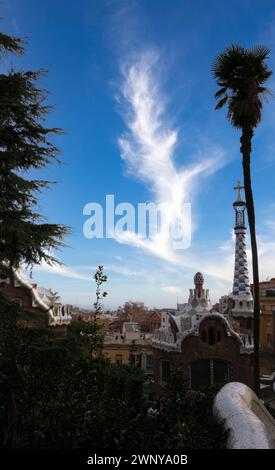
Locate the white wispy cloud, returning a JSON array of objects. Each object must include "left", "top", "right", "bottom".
[
  {"left": 34, "top": 261, "right": 149, "bottom": 282},
  {"left": 161, "top": 285, "right": 182, "bottom": 295},
  {"left": 106, "top": 264, "right": 146, "bottom": 278},
  {"left": 265, "top": 219, "right": 275, "bottom": 233},
  {"left": 11, "top": 17, "right": 19, "bottom": 33},
  {"left": 116, "top": 50, "right": 226, "bottom": 262},
  {"left": 114, "top": 229, "right": 177, "bottom": 262},
  {"left": 35, "top": 261, "right": 91, "bottom": 281}
]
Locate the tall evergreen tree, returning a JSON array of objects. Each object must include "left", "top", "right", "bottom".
[
  {"left": 0, "top": 28, "right": 69, "bottom": 270},
  {"left": 213, "top": 44, "right": 272, "bottom": 396}
]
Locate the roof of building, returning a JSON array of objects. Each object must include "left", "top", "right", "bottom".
[
  {"left": 152, "top": 272, "right": 253, "bottom": 354},
  {"left": 1, "top": 262, "right": 71, "bottom": 326}
]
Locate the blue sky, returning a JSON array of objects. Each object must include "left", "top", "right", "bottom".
[{"left": 2, "top": 0, "right": 275, "bottom": 309}]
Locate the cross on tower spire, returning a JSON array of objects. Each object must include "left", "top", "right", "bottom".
[{"left": 233, "top": 181, "right": 245, "bottom": 206}]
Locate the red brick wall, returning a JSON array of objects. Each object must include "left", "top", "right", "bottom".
[
  {"left": 153, "top": 316, "right": 253, "bottom": 392},
  {"left": 0, "top": 284, "right": 33, "bottom": 308},
  {"left": 0, "top": 283, "right": 49, "bottom": 328},
  {"left": 149, "top": 312, "right": 161, "bottom": 333}
]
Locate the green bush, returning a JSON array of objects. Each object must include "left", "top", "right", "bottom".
[{"left": 0, "top": 297, "right": 226, "bottom": 449}]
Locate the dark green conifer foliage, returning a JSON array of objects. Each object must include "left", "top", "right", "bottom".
[{"left": 0, "top": 28, "right": 69, "bottom": 269}]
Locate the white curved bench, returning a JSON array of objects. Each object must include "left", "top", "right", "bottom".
[{"left": 213, "top": 382, "right": 275, "bottom": 449}]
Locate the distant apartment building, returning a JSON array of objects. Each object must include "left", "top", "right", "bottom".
[
  {"left": 251, "top": 278, "right": 275, "bottom": 374},
  {"left": 108, "top": 307, "right": 161, "bottom": 334},
  {"left": 257, "top": 279, "right": 275, "bottom": 352},
  {"left": 103, "top": 322, "right": 154, "bottom": 376},
  {"left": 71, "top": 310, "right": 111, "bottom": 331}
]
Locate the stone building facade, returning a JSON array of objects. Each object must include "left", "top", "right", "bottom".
[
  {"left": 153, "top": 273, "right": 253, "bottom": 392},
  {"left": 152, "top": 183, "right": 254, "bottom": 392},
  {"left": 254, "top": 278, "right": 275, "bottom": 374},
  {"left": 103, "top": 322, "right": 154, "bottom": 375}
]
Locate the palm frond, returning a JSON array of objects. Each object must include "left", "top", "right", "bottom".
[
  {"left": 257, "top": 86, "right": 269, "bottom": 94},
  {"left": 250, "top": 45, "right": 270, "bottom": 60},
  {"left": 258, "top": 70, "right": 273, "bottom": 84},
  {"left": 215, "top": 96, "right": 228, "bottom": 110},
  {"left": 212, "top": 44, "right": 245, "bottom": 79},
  {"left": 215, "top": 87, "right": 227, "bottom": 99}
]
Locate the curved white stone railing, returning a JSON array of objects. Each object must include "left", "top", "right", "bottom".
[{"left": 214, "top": 382, "right": 275, "bottom": 449}]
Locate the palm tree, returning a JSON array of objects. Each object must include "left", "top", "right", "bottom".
[{"left": 213, "top": 44, "right": 272, "bottom": 396}]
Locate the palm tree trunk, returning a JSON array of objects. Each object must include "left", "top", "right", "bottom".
[{"left": 240, "top": 126, "right": 261, "bottom": 397}]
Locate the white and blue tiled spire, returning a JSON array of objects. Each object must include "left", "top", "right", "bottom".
[
  {"left": 232, "top": 182, "right": 251, "bottom": 297},
  {"left": 230, "top": 182, "right": 254, "bottom": 320}
]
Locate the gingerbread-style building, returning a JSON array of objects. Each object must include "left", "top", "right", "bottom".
[
  {"left": 152, "top": 183, "right": 254, "bottom": 391},
  {"left": 0, "top": 263, "right": 71, "bottom": 327}
]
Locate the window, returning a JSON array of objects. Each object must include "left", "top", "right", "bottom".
[
  {"left": 161, "top": 360, "right": 171, "bottom": 382},
  {"left": 146, "top": 354, "right": 154, "bottom": 373},
  {"left": 135, "top": 354, "right": 142, "bottom": 368},
  {"left": 208, "top": 327, "right": 216, "bottom": 346},
  {"left": 213, "top": 360, "right": 230, "bottom": 385},
  {"left": 190, "top": 360, "right": 230, "bottom": 390},
  {"left": 267, "top": 334, "right": 273, "bottom": 344},
  {"left": 201, "top": 330, "right": 207, "bottom": 342},
  {"left": 115, "top": 354, "right": 123, "bottom": 364},
  {"left": 190, "top": 360, "right": 211, "bottom": 389},
  {"left": 266, "top": 320, "right": 271, "bottom": 327}
]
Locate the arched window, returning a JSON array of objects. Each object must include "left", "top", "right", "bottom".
[
  {"left": 208, "top": 327, "right": 216, "bottom": 345},
  {"left": 201, "top": 330, "right": 207, "bottom": 342},
  {"left": 161, "top": 360, "right": 171, "bottom": 382}
]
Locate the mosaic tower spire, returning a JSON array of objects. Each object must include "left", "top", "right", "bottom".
[
  {"left": 232, "top": 182, "right": 251, "bottom": 297},
  {"left": 230, "top": 182, "right": 253, "bottom": 325}
]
